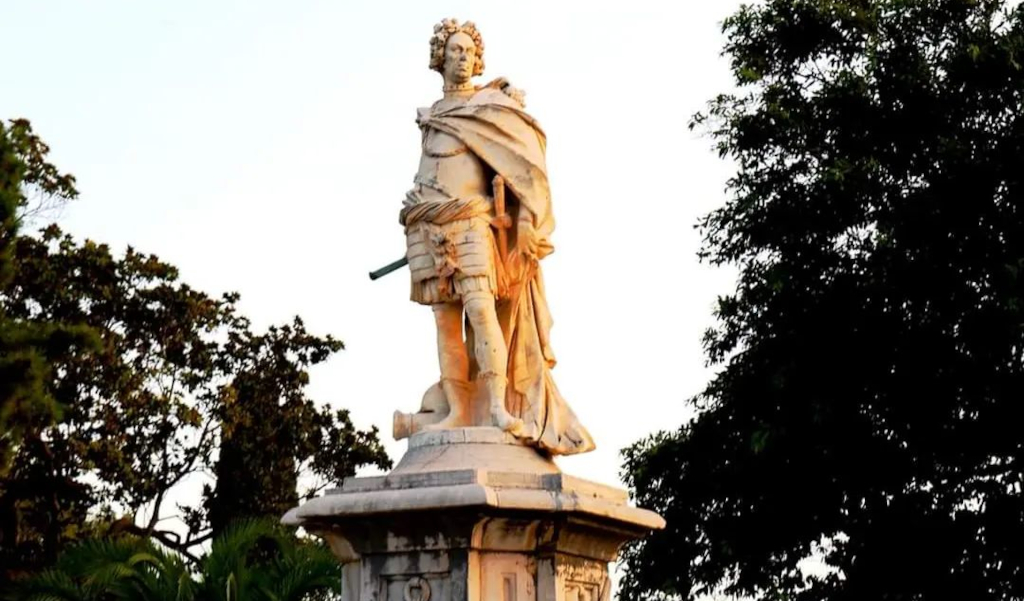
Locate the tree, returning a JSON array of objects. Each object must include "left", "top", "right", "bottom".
[
  {"left": 2, "top": 189, "right": 389, "bottom": 581},
  {"left": 622, "top": 1, "right": 1024, "bottom": 600},
  {"left": 8, "top": 518, "right": 340, "bottom": 601},
  {"left": 199, "top": 519, "right": 341, "bottom": 601},
  {"left": 1, "top": 228, "right": 391, "bottom": 576},
  {"left": 206, "top": 318, "right": 391, "bottom": 536},
  {"left": 0, "top": 119, "right": 93, "bottom": 474},
  {"left": 9, "top": 535, "right": 195, "bottom": 601},
  {"left": 1, "top": 226, "right": 238, "bottom": 577}
]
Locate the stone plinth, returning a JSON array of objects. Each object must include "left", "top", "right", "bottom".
[{"left": 283, "top": 428, "right": 664, "bottom": 601}]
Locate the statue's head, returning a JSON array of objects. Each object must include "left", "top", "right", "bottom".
[{"left": 430, "top": 19, "right": 485, "bottom": 85}]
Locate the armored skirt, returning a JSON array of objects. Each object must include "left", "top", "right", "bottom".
[{"left": 402, "top": 196, "right": 504, "bottom": 305}]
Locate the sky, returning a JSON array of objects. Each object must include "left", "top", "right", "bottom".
[{"left": 2, "top": 0, "right": 745, "bottom": 523}]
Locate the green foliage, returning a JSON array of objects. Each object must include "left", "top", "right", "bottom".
[
  {"left": 0, "top": 226, "right": 241, "bottom": 579},
  {"left": 200, "top": 519, "right": 340, "bottom": 601},
  {"left": 622, "top": 1, "right": 1024, "bottom": 600},
  {"left": 1, "top": 228, "right": 390, "bottom": 580},
  {"left": 207, "top": 319, "right": 391, "bottom": 536},
  {"left": 0, "top": 119, "right": 93, "bottom": 476},
  {"left": 7, "top": 518, "right": 339, "bottom": 601},
  {"left": 0, "top": 121, "right": 391, "bottom": 586}
]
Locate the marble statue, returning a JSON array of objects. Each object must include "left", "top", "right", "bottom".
[
  {"left": 284, "top": 22, "right": 664, "bottom": 601},
  {"left": 393, "top": 18, "right": 593, "bottom": 456}
]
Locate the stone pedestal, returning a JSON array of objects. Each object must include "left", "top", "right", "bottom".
[{"left": 283, "top": 428, "right": 664, "bottom": 601}]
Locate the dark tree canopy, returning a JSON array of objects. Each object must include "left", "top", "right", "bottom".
[
  {"left": 206, "top": 318, "right": 392, "bottom": 535},
  {"left": 1, "top": 228, "right": 391, "bottom": 577},
  {"left": 0, "top": 121, "right": 391, "bottom": 584},
  {"left": 622, "top": 1, "right": 1024, "bottom": 600}
]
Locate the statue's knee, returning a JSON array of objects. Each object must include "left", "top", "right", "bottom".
[
  {"left": 462, "top": 293, "right": 495, "bottom": 323},
  {"left": 432, "top": 301, "right": 460, "bottom": 322}
]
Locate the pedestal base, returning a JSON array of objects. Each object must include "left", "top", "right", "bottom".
[{"left": 283, "top": 428, "right": 664, "bottom": 601}]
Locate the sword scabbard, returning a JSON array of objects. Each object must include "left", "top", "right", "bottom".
[
  {"left": 492, "top": 175, "right": 510, "bottom": 266},
  {"left": 369, "top": 256, "right": 409, "bottom": 281}
]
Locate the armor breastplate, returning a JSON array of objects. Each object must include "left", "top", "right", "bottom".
[
  {"left": 413, "top": 126, "right": 488, "bottom": 203},
  {"left": 423, "top": 128, "right": 469, "bottom": 158}
]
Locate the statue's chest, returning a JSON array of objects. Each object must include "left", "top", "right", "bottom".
[{"left": 422, "top": 128, "right": 468, "bottom": 158}]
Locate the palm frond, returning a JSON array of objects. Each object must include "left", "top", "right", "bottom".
[{"left": 5, "top": 569, "right": 89, "bottom": 601}]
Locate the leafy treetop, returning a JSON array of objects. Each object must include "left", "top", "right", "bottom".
[{"left": 622, "top": 1, "right": 1024, "bottom": 600}]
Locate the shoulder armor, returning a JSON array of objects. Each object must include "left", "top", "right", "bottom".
[{"left": 482, "top": 77, "right": 527, "bottom": 107}]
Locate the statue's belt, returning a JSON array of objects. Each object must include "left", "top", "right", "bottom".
[{"left": 400, "top": 196, "right": 491, "bottom": 228}]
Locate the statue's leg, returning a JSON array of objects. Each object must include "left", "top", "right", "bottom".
[
  {"left": 425, "top": 302, "right": 471, "bottom": 430},
  {"left": 463, "top": 290, "right": 523, "bottom": 434}
]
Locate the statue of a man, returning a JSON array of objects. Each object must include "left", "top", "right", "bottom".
[{"left": 394, "top": 19, "right": 593, "bottom": 455}]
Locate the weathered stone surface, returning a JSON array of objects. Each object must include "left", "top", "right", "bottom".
[
  {"left": 390, "top": 428, "right": 560, "bottom": 476},
  {"left": 284, "top": 428, "right": 661, "bottom": 530},
  {"left": 284, "top": 428, "right": 663, "bottom": 600},
  {"left": 390, "top": 18, "right": 594, "bottom": 456}
]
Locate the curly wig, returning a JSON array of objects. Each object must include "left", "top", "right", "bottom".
[{"left": 429, "top": 18, "right": 485, "bottom": 77}]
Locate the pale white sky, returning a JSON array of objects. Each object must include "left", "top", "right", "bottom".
[{"left": 2, "top": 0, "right": 743, "bottom": 499}]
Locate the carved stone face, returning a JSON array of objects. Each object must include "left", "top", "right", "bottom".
[{"left": 443, "top": 31, "right": 476, "bottom": 86}]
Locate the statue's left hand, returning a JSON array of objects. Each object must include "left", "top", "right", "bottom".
[{"left": 516, "top": 220, "right": 539, "bottom": 260}]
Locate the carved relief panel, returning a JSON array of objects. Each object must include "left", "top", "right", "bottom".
[
  {"left": 372, "top": 549, "right": 451, "bottom": 601},
  {"left": 379, "top": 573, "right": 449, "bottom": 601},
  {"left": 558, "top": 557, "right": 610, "bottom": 601},
  {"left": 481, "top": 553, "right": 536, "bottom": 601}
]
